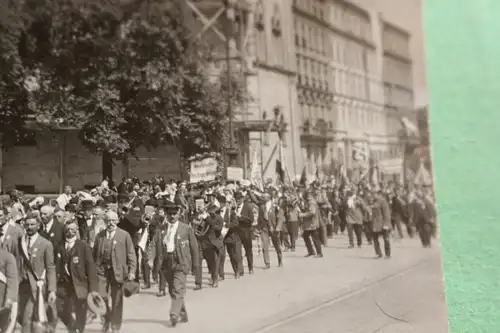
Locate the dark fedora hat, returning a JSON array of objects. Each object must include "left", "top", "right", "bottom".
[
  {"left": 80, "top": 200, "right": 94, "bottom": 210},
  {"left": 123, "top": 281, "right": 140, "bottom": 298},
  {"left": 87, "top": 293, "right": 107, "bottom": 316},
  {"left": 163, "top": 200, "right": 180, "bottom": 213}
]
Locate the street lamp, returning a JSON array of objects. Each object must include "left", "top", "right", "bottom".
[{"left": 224, "top": 0, "right": 239, "bottom": 179}]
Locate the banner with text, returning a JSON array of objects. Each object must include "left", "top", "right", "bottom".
[
  {"left": 190, "top": 157, "right": 218, "bottom": 183},
  {"left": 227, "top": 167, "right": 244, "bottom": 182}
]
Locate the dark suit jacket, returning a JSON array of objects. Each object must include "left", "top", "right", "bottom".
[
  {"left": 17, "top": 233, "right": 57, "bottom": 297},
  {"left": 93, "top": 228, "right": 137, "bottom": 284},
  {"left": 55, "top": 239, "right": 98, "bottom": 299},
  {"left": 151, "top": 222, "right": 199, "bottom": 275},
  {"left": 221, "top": 207, "right": 240, "bottom": 244},
  {"left": 235, "top": 201, "right": 254, "bottom": 228},
  {"left": 0, "top": 223, "right": 24, "bottom": 255},
  {"left": 76, "top": 215, "right": 94, "bottom": 244},
  {"left": 0, "top": 249, "right": 18, "bottom": 304},
  {"left": 199, "top": 214, "right": 223, "bottom": 251},
  {"left": 40, "top": 219, "right": 65, "bottom": 248}
]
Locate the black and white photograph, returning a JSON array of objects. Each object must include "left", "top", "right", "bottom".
[{"left": 0, "top": 0, "right": 447, "bottom": 332}]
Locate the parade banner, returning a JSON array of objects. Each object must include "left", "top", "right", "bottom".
[
  {"left": 227, "top": 167, "right": 244, "bottom": 182},
  {"left": 190, "top": 157, "right": 218, "bottom": 183}
]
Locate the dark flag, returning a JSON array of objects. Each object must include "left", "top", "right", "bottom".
[
  {"left": 299, "top": 166, "right": 307, "bottom": 186},
  {"left": 275, "top": 159, "right": 285, "bottom": 184}
]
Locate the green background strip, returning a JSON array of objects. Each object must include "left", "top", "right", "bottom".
[{"left": 424, "top": 1, "right": 500, "bottom": 332}]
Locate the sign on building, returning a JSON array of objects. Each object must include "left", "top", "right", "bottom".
[{"left": 190, "top": 157, "right": 218, "bottom": 183}]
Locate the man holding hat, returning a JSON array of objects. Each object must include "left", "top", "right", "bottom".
[
  {"left": 55, "top": 218, "right": 100, "bottom": 333},
  {"left": 93, "top": 211, "right": 137, "bottom": 333},
  {"left": 150, "top": 200, "right": 199, "bottom": 327}
]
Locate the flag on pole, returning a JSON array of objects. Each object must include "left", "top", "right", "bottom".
[
  {"left": 250, "top": 150, "right": 263, "bottom": 190},
  {"left": 299, "top": 166, "right": 307, "bottom": 186},
  {"left": 400, "top": 117, "right": 419, "bottom": 137},
  {"left": 275, "top": 141, "right": 285, "bottom": 184}
]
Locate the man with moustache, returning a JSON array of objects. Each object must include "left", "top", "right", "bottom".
[
  {"left": 149, "top": 201, "right": 199, "bottom": 327},
  {"left": 233, "top": 191, "right": 254, "bottom": 275},
  {"left": 55, "top": 219, "right": 99, "bottom": 333},
  {"left": 39, "top": 206, "right": 65, "bottom": 249},
  {"left": 17, "top": 212, "right": 57, "bottom": 333},
  {"left": 0, "top": 206, "right": 24, "bottom": 255},
  {"left": 93, "top": 211, "right": 136, "bottom": 333},
  {"left": 217, "top": 196, "right": 242, "bottom": 280}
]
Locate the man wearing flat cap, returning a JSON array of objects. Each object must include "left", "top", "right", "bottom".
[{"left": 150, "top": 201, "right": 199, "bottom": 327}]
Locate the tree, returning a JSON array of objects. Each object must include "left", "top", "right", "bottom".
[{"left": 0, "top": 0, "right": 246, "bottom": 160}]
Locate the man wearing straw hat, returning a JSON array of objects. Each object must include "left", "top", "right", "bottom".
[{"left": 149, "top": 200, "right": 199, "bottom": 327}]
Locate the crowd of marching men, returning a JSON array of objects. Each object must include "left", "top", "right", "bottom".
[{"left": 0, "top": 174, "right": 437, "bottom": 332}]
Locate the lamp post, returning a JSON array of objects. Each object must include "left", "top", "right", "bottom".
[{"left": 224, "top": 0, "right": 238, "bottom": 180}]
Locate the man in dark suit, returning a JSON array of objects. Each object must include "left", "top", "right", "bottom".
[
  {"left": 93, "top": 211, "right": 137, "bottom": 333},
  {"left": 234, "top": 191, "right": 254, "bottom": 275},
  {"left": 39, "top": 206, "right": 65, "bottom": 249},
  {"left": 193, "top": 203, "right": 223, "bottom": 289},
  {"left": 368, "top": 189, "right": 392, "bottom": 258},
  {"left": 150, "top": 201, "right": 199, "bottom": 327},
  {"left": 0, "top": 206, "right": 24, "bottom": 256},
  {"left": 56, "top": 219, "right": 99, "bottom": 333},
  {"left": 217, "top": 196, "right": 242, "bottom": 280},
  {"left": 16, "top": 212, "right": 57, "bottom": 333}
]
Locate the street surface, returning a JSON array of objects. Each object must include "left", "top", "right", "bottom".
[{"left": 61, "top": 235, "right": 448, "bottom": 333}]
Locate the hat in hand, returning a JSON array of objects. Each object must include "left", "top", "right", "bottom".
[
  {"left": 123, "top": 281, "right": 140, "bottom": 298},
  {"left": 87, "top": 293, "right": 107, "bottom": 316}
]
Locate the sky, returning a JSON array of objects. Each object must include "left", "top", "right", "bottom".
[{"left": 353, "top": 0, "right": 428, "bottom": 108}]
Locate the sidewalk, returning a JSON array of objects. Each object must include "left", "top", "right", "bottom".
[{"left": 79, "top": 235, "right": 440, "bottom": 333}]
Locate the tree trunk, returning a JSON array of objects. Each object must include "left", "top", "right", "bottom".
[{"left": 102, "top": 152, "right": 113, "bottom": 182}]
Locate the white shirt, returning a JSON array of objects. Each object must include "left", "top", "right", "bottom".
[
  {"left": 44, "top": 219, "right": 54, "bottom": 233},
  {"left": 56, "top": 193, "right": 72, "bottom": 211},
  {"left": 106, "top": 230, "right": 116, "bottom": 240},
  {"left": 220, "top": 207, "right": 227, "bottom": 218},
  {"left": 86, "top": 215, "right": 94, "bottom": 228},
  {"left": 164, "top": 221, "right": 179, "bottom": 253},
  {"left": 65, "top": 237, "right": 77, "bottom": 251},
  {"left": 26, "top": 233, "right": 39, "bottom": 249}
]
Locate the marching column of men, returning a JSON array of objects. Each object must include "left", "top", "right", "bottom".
[{"left": 0, "top": 178, "right": 436, "bottom": 332}]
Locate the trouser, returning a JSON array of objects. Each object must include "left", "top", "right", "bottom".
[
  {"left": 162, "top": 254, "right": 188, "bottom": 319},
  {"left": 97, "top": 269, "right": 124, "bottom": 331},
  {"left": 417, "top": 223, "right": 433, "bottom": 247},
  {"left": 373, "top": 230, "right": 391, "bottom": 257},
  {"left": 260, "top": 229, "right": 282, "bottom": 266},
  {"left": 194, "top": 242, "right": 219, "bottom": 285},
  {"left": 391, "top": 215, "right": 404, "bottom": 238},
  {"left": 363, "top": 220, "right": 373, "bottom": 243},
  {"left": 282, "top": 221, "right": 299, "bottom": 250},
  {"left": 219, "top": 241, "right": 243, "bottom": 278},
  {"left": 18, "top": 280, "right": 58, "bottom": 333},
  {"left": 303, "top": 229, "right": 322, "bottom": 256},
  {"left": 57, "top": 282, "right": 88, "bottom": 333},
  {"left": 139, "top": 247, "right": 151, "bottom": 287},
  {"left": 237, "top": 227, "right": 254, "bottom": 273},
  {"left": 318, "top": 218, "right": 328, "bottom": 246},
  {"left": 347, "top": 223, "right": 363, "bottom": 247}
]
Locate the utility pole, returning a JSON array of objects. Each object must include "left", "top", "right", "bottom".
[{"left": 224, "top": 0, "right": 237, "bottom": 180}]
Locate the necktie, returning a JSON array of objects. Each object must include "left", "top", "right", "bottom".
[{"left": 27, "top": 236, "right": 32, "bottom": 255}]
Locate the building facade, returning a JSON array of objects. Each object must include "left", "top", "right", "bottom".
[{"left": 0, "top": 0, "right": 419, "bottom": 193}]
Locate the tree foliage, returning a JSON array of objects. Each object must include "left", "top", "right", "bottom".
[{"left": 0, "top": 0, "right": 246, "bottom": 158}]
